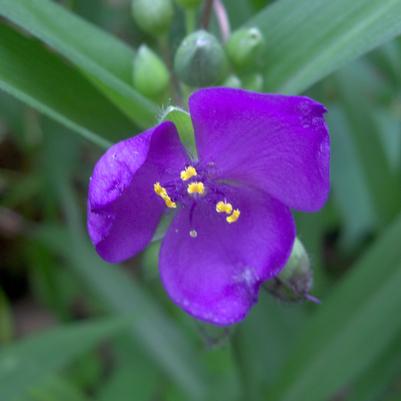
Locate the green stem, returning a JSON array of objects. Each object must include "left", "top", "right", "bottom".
[
  {"left": 185, "top": 8, "right": 196, "bottom": 35},
  {"left": 158, "top": 35, "right": 184, "bottom": 106},
  {"left": 201, "top": 0, "right": 214, "bottom": 30}
]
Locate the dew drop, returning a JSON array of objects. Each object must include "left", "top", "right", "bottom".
[{"left": 189, "top": 229, "right": 198, "bottom": 238}]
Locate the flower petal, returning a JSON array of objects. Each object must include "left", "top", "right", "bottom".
[
  {"left": 88, "top": 122, "right": 189, "bottom": 263},
  {"left": 159, "top": 186, "right": 295, "bottom": 325},
  {"left": 189, "top": 88, "right": 330, "bottom": 211}
]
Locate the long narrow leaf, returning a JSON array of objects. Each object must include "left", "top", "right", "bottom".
[
  {"left": 250, "top": 0, "right": 401, "bottom": 93},
  {"left": 0, "top": 318, "right": 125, "bottom": 401},
  {"left": 0, "top": 0, "right": 159, "bottom": 127},
  {"left": 0, "top": 22, "right": 136, "bottom": 148},
  {"left": 266, "top": 213, "right": 401, "bottom": 401},
  {"left": 32, "top": 181, "right": 207, "bottom": 400}
]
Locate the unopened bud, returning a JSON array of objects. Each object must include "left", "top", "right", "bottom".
[
  {"left": 265, "top": 238, "right": 318, "bottom": 303},
  {"left": 133, "top": 45, "right": 169, "bottom": 98},
  {"left": 131, "top": 0, "right": 173, "bottom": 36},
  {"left": 174, "top": 30, "right": 228, "bottom": 87},
  {"left": 241, "top": 73, "right": 264, "bottom": 91},
  {"left": 226, "top": 27, "right": 264, "bottom": 72},
  {"left": 175, "top": 0, "right": 202, "bottom": 9},
  {"left": 223, "top": 74, "right": 242, "bottom": 88}
]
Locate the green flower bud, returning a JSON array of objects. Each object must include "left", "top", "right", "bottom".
[
  {"left": 133, "top": 45, "right": 169, "bottom": 98},
  {"left": 174, "top": 30, "right": 228, "bottom": 87},
  {"left": 131, "top": 0, "right": 173, "bottom": 36},
  {"left": 241, "top": 73, "right": 264, "bottom": 91},
  {"left": 223, "top": 74, "right": 242, "bottom": 88},
  {"left": 175, "top": 0, "right": 202, "bottom": 9},
  {"left": 226, "top": 27, "right": 264, "bottom": 72},
  {"left": 265, "top": 238, "right": 318, "bottom": 303}
]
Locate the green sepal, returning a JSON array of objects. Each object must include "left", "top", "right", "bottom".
[
  {"left": 265, "top": 238, "right": 315, "bottom": 303},
  {"left": 159, "top": 105, "right": 196, "bottom": 155}
]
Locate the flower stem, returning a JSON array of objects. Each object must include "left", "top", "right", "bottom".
[
  {"left": 185, "top": 8, "right": 197, "bottom": 35},
  {"left": 213, "top": 0, "right": 231, "bottom": 42},
  {"left": 201, "top": 0, "right": 214, "bottom": 30},
  {"left": 158, "top": 35, "right": 184, "bottom": 106}
]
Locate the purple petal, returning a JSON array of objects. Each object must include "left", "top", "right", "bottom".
[
  {"left": 189, "top": 88, "right": 330, "bottom": 211},
  {"left": 159, "top": 186, "right": 295, "bottom": 325},
  {"left": 88, "top": 122, "right": 189, "bottom": 263}
]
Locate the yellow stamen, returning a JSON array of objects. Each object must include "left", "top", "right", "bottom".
[
  {"left": 164, "top": 198, "right": 177, "bottom": 208},
  {"left": 216, "top": 201, "right": 233, "bottom": 215},
  {"left": 153, "top": 182, "right": 164, "bottom": 196},
  {"left": 187, "top": 181, "right": 205, "bottom": 195},
  {"left": 153, "top": 182, "right": 176, "bottom": 208},
  {"left": 226, "top": 209, "right": 240, "bottom": 224},
  {"left": 180, "top": 166, "right": 197, "bottom": 181}
]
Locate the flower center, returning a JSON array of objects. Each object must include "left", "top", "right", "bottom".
[{"left": 153, "top": 164, "right": 241, "bottom": 224}]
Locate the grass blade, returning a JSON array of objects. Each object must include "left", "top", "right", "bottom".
[
  {"left": 0, "top": 22, "right": 137, "bottom": 148},
  {"left": 266, "top": 213, "right": 401, "bottom": 401},
  {"left": 33, "top": 182, "right": 207, "bottom": 400},
  {"left": 0, "top": 0, "right": 159, "bottom": 127},
  {"left": 0, "top": 318, "right": 125, "bottom": 401},
  {"left": 250, "top": 0, "right": 401, "bottom": 93}
]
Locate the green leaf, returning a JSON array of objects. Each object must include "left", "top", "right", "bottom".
[
  {"left": 348, "top": 336, "right": 401, "bottom": 401},
  {"left": 27, "top": 376, "right": 91, "bottom": 401},
  {"left": 335, "top": 63, "right": 401, "bottom": 224},
  {"left": 265, "top": 212, "right": 401, "bottom": 401},
  {"left": 0, "top": 289, "right": 13, "bottom": 343},
  {"left": 250, "top": 0, "right": 401, "bottom": 93},
  {"left": 0, "top": 0, "right": 159, "bottom": 127},
  {"left": 0, "top": 318, "right": 125, "bottom": 401},
  {"left": 31, "top": 182, "right": 207, "bottom": 400},
  {"left": 98, "top": 335, "right": 158, "bottom": 401},
  {"left": 327, "top": 105, "right": 377, "bottom": 247},
  {"left": 0, "top": 22, "right": 136, "bottom": 148}
]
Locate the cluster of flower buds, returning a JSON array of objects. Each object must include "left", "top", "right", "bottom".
[
  {"left": 130, "top": 0, "right": 267, "bottom": 95},
  {"left": 175, "top": 26, "right": 265, "bottom": 89}
]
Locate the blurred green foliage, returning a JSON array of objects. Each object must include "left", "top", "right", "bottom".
[{"left": 0, "top": 1, "right": 401, "bottom": 401}]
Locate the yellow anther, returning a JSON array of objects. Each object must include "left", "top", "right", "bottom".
[
  {"left": 180, "top": 166, "right": 197, "bottom": 181},
  {"left": 164, "top": 198, "right": 177, "bottom": 208},
  {"left": 154, "top": 182, "right": 164, "bottom": 196},
  {"left": 216, "top": 201, "right": 233, "bottom": 215},
  {"left": 153, "top": 182, "right": 176, "bottom": 208},
  {"left": 187, "top": 181, "right": 205, "bottom": 195},
  {"left": 226, "top": 209, "right": 240, "bottom": 224}
]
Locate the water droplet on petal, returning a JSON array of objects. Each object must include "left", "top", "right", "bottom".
[{"left": 189, "top": 229, "right": 198, "bottom": 238}]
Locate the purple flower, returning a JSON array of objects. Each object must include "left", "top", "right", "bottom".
[{"left": 87, "top": 88, "right": 330, "bottom": 325}]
